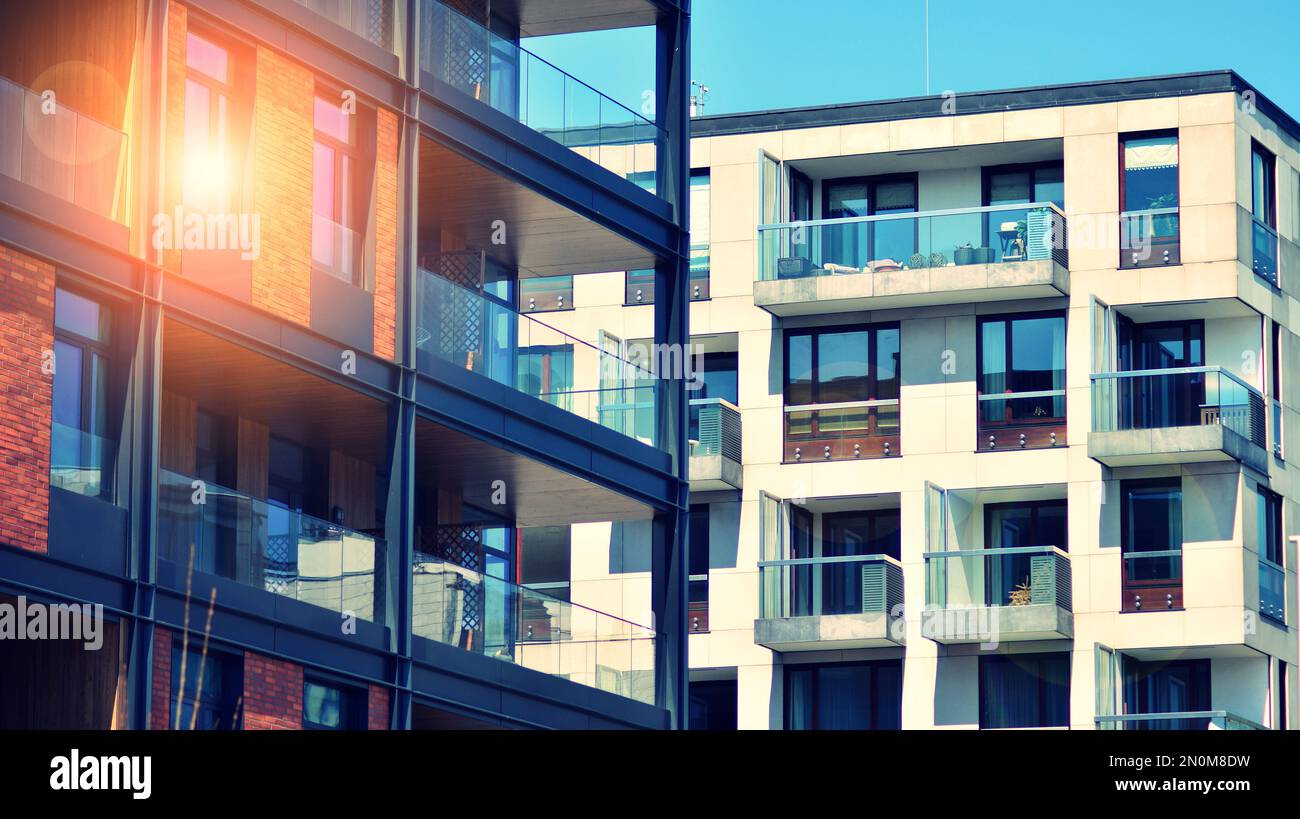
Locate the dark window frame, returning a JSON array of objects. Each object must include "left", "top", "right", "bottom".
[
  {"left": 169, "top": 642, "right": 243, "bottom": 731},
  {"left": 975, "top": 310, "right": 1068, "bottom": 429},
  {"left": 980, "top": 160, "right": 1066, "bottom": 250},
  {"left": 821, "top": 173, "right": 920, "bottom": 264},
  {"left": 783, "top": 321, "right": 901, "bottom": 407},
  {"left": 1118, "top": 129, "right": 1180, "bottom": 268},
  {"left": 978, "top": 652, "right": 1071, "bottom": 729},
  {"left": 783, "top": 659, "right": 902, "bottom": 731},
  {"left": 302, "top": 676, "right": 367, "bottom": 730},
  {"left": 312, "top": 81, "right": 375, "bottom": 289},
  {"left": 1120, "top": 476, "right": 1184, "bottom": 612}
]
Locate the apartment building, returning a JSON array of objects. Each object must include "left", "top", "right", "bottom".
[
  {"left": 546, "top": 71, "right": 1300, "bottom": 729},
  {"left": 0, "top": 0, "right": 695, "bottom": 730}
]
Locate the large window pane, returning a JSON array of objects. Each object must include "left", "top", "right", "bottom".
[
  {"left": 817, "top": 330, "right": 870, "bottom": 402},
  {"left": 980, "top": 653, "right": 1069, "bottom": 729}
]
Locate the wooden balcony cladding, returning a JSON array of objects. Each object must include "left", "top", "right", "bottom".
[
  {"left": 1122, "top": 581, "right": 1184, "bottom": 613},
  {"left": 783, "top": 401, "right": 900, "bottom": 463},
  {"left": 979, "top": 421, "right": 1067, "bottom": 451}
]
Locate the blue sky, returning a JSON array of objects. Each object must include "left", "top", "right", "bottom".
[{"left": 528, "top": 0, "right": 1300, "bottom": 121}]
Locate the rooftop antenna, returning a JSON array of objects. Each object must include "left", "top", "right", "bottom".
[
  {"left": 691, "top": 81, "right": 710, "bottom": 116},
  {"left": 924, "top": 0, "right": 930, "bottom": 95}
]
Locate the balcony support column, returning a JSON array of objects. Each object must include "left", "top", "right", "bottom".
[{"left": 651, "top": 2, "right": 691, "bottom": 730}]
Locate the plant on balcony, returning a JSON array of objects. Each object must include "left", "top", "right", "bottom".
[
  {"left": 929, "top": 252, "right": 948, "bottom": 268},
  {"left": 1008, "top": 578, "right": 1033, "bottom": 606},
  {"left": 906, "top": 252, "right": 928, "bottom": 269}
]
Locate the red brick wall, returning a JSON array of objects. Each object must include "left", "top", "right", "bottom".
[
  {"left": 367, "top": 684, "right": 390, "bottom": 730},
  {"left": 150, "top": 629, "right": 173, "bottom": 730},
  {"left": 373, "top": 107, "right": 399, "bottom": 361},
  {"left": 242, "top": 651, "right": 304, "bottom": 730},
  {"left": 250, "top": 48, "right": 314, "bottom": 326},
  {"left": 0, "top": 244, "right": 54, "bottom": 554}
]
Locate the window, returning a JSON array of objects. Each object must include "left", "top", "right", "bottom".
[
  {"left": 977, "top": 312, "right": 1066, "bottom": 447},
  {"left": 1119, "top": 132, "right": 1179, "bottom": 268},
  {"left": 983, "top": 499, "right": 1068, "bottom": 607},
  {"left": 517, "top": 344, "right": 574, "bottom": 409},
  {"left": 519, "top": 276, "right": 573, "bottom": 313},
  {"left": 517, "top": 525, "right": 571, "bottom": 642},
  {"left": 170, "top": 644, "right": 242, "bottom": 730},
  {"left": 822, "top": 175, "right": 917, "bottom": 268},
  {"left": 689, "top": 350, "right": 738, "bottom": 444},
  {"left": 689, "top": 679, "right": 737, "bottom": 730},
  {"left": 688, "top": 505, "right": 710, "bottom": 632},
  {"left": 979, "top": 653, "right": 1069, "bottom": 729},
  {"left": 303, "top": 679, "right": 364, "bottom": 730},
  {"left": 784, "top": 324, "right": 900, "bottom": 461},
  {"left": 983, "top": 162, "right": 1064, "bottom": 263},
  {"left": 1121, "top": 478, "right": 1183, "bottom": 612},
  {"left": 784, "top": 660, "right": 901, "bottom": 730},
  {"left": 1257, "top": 486, "right": 1285, "bottom": 623},
  {"left": 1271, "top": 322, "right": 1284, "bottom": 459},
  {"left": 183, "top": 30, "right": 241, "bottom": 213},
  {"left": 312, "top": 89, "right": 369, "bottom": 286},
  {"left": 51, "top": 288, "right": 114, "bottom": 500},
  {"left": 1115, "top": 318, "right": 1205, "bottom": 429},
  {"left": 811, "top": 509, "right": 900, "bottom": 615},
  {"left": 1257, "top": 487, "right": 1283, "bottom": 566},
  {"left": 1123, "top": 658, "right": 1210, "bottom": 729},
  {"left": 1251, "top": 141, "right": 1278, "bottom": 284},
  {"left": 690, "top": 169, "right": 711, "bottom": 298}
]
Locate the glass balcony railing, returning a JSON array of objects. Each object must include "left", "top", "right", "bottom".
[
  {"left": 1122, "top": 548, "right": 1182, "bottom": 612},
  {"left": 1260, "top": 560, "right": 1285, "bottom": 622},
  {"left": 311, "top": 213, "right": 361, "bottom": 286},
  {"left": 157, "top": 469, "right": 382, "bottom": 622},
  {"left": 757, "top": 203, "right": 1067, "bottom": 281},
  {"left": 0, "top": 75, "right": 127, "bottom": 221},
  {"left": 925, "top": 546, "right": 1072, "bottom": 610},
  {"left": 1095, "top": 711, "right": 1267, "bottom": 730},
  {"left": 1252, "top": 219, "right": 1279, "bottom": 285},
  {"left": 412, "top": 553, "right": 655, "bottom": 704},
  {"left": 1120, "top": 207, "right": 1180, "bottom": 268},
  {"left": 689, "top": 398, "right": 740, "bottom": 461},
  {"left": 784, "top": 400, "right": 900, "bottom": 462},
  {"left": 1091, "top": 366, "right": 1266, "bottom": 450},
  {"left": 417, "top": 268, "right": 658, "bottom": 446},
  {"left": 49, "top": 421, "right": 115, "bottom": 502},
  {"left": 759, "top": 554, "right": 904, "bottom": 619},
  {"left": 1273, "top": 399, "right": 1284, "bottom": 459},
  {"left": 419, "top": 0, "right": 662, "bottom": 190},
  {"left": 296, "top": 0, "right": 395, "bottom": 51}
]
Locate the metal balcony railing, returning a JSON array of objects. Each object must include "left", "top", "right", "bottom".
[
  {"left": 758, "top": 203, "right": 1067, "bottom": 281},
  {"left": 758, "top": 554, "right": 904, "bottom": 619},
  {"left": 924, "top": 546, "right": 1071, "bottom": 610},
  {"left": 295, "top": 0, "right": 395, "bottom": 51}
]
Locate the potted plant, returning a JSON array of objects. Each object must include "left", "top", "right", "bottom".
[
  {"left": 906, "top": 252, "right": 927, "bottom": 270},
  {"left": 954, "top": 242, "right": 975, "bottom": 266}
]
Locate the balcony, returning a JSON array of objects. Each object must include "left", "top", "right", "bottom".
[
  {"left": 157, "top": 469, "right": 383, "bottom": 622},
  {"left": 923, "top": 546, "right": 1073, "bottom": 644},
  {"left": 0, "top": 74, "right": 127, "bottom": 222},
  {"left": 294, "top": 0, "right": 396, "bottom": 52},
  {"left": 784, "top": 400, "right": 899, "bottom": 462},
  {"left": 1090, "top": 367, "right": 1268, "bottom": 472},
  {"left": 754, "top": 554, "right": 905, "bottom": 651},
  {"left": 1095, "top": 711, "right": 1267, "bottom": 730},
  {"left": 1119, "top": 208, "right": 1180, "bottom": 268},
  {"left": 754, "top": 204, "right": 1068, "bottom": 317},
  {"left": 416, "top": 267, "right": 657, "bottom": 447},
  {"left": 419, "top": 0, "right": 662, "bottom": 193},
  {"left": 412, "top": 553, "right": 655, "bottom": 704},
  {"left": 689, "top": 398, "right": 741, "bottom": 491}
]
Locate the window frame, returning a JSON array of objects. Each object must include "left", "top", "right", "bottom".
[
  {"left": 1118, "top": 129, "right": 1180, "bottom": 269},
  {"left": 975, "top": 310, "right": 1068, "bottom": 439},
  {"left": 978, "top": 652, "right": 1071, "bottom": 730},
  {"left": 783, "top": 659, "right": 902, "bottom": 731},
  {"left": 311, "top": 83, "right": 372, "bottom": 288},
  {"left": 302, "top": 676, "right": 366, "bottom": 730},
  {"left": 783, "top": 322, "right": 900, "bottom": 407},
  {"left": 1119, "top": 476, "right": 1184, "bottom": 612},
  {"left": 169, "top": 642, "right": 243, "bottom": 731}
]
